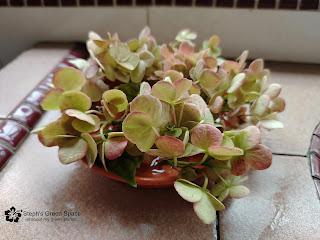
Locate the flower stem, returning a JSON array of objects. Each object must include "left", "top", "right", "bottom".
[
  {"left": 200, "top": 153, "right": 209, "bottom": 164},
  {"left": 173, "top": 156, "right": 178, "bottom": 167},
  {"left": 171, "top": 104, "right": 177, "bottom": 126},
  {"left": 213, "top": 169, "right": 228, "bottom": 186},
  {"left": 152, "top": 127, "right": 160, "bottom": 137},
  {"left": 100, "top": 123, "right": 108, "bottom": 141},
  {"left": 202, "top": 173, "right": 208, "bottom": 189}
]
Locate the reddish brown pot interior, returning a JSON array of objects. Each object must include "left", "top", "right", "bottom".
[{"left": 82, "top": 159, "right": 180, "bottom": 188}]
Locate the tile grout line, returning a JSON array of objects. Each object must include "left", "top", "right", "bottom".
[
  {"left": 216, "top": 212, "right": 221, "bottom": 240},
  {"left": 272, "top": 152, "right": 307, "bottom": 158}
]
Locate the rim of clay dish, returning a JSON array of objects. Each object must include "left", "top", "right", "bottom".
[{"left": 81, "top": 159, "right": 180, "bottom": 188}]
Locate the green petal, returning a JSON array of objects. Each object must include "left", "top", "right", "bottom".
[
  {"left": 71, "top": 114, "right": 100, "bottom": 133},
  {"left": 122, "top": 112, "right": 158, "bottom": 152},
  {"left": 174, "top": 179, "right": 203, "bottom": 203},
  {"left": 131, "top": 61, "right": 146, "bottom": 83},
  {"left": 53, "top": 67, "right": 86, "bottom": 91},
  {"left": 229, "top": 185, "right": 250, "bottom": 199},
  {"left": 59, "top": 90, "right": 92, "bottom": 112},
  {"left": 38, "top": 120, "right": 66, "bottom": 147},
  {"left": 264, "top": 83, "right": 281, "bottom": 99},
  {"left": 68, "top": 58, "right": 89, "bottom": 70},
  {"left": 227, "top": 73, "right": 246, "bottom": 93},
  {"left": 40, "top": 89, "right": 63, "bottom": 110},
  {"left": 130, "top": 94, "right": 162, "bottom": 124},
  {"left": 206, "top": 190, "right": 225, "bottom": 211},
  {"left": 139, "top": 82, "right": 152, "bottom": 95},
  {"left": 58, "top": 138, "right": 88, "bottom": 164},
  {"left": 193, "top": 193, "right": 216, "bottom": 224},
  {"left": 81, "top": 133, "right": 98, "bottom": 167},
  {"left": 109, "top": 42, "right": 140, "bottom": 70},
  {"left": 208, "top": 146, "right": 244, "bottom": 160},
  {"left": 64, "top": 109, "right": 95, "bottom": 125},
  {"left": 151, "top": 80, "right": 176, "bottom": 104},
  {"left": 81, "top": 81, "right": 103, "bottom": 102},
  {"left": 259, "top": 119, "right": 284, "bottom": 129},
  {"left": 102, "top": 89, "right": 128, "bottom": 113}
]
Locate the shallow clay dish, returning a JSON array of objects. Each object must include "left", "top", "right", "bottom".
[{"left": 82, "top": 159, "right": 180, "bottom": 188}]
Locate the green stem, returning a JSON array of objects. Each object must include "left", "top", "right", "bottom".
[
  {"left": 202, "top": 174, "right": 208, "bottom": 189},
  {"left": 173, "top": 156, "right": 178, "bottom": 167},
  {"left": 213, "top": 169, "right": 228, "bottom": 186},
  {"left": 200, "top": 153, "right": 209, "bottom": 164},
  {"left": 152, "top": 127, "right": 160, "bottom": 137},
  {"left": 177, "top": 103, "right": 184, "bottom": 127},
  {"left": 171, "top": 104, "right": 177, "bottom": 126},
  {"left": 100, "top": 123, "right": 108, "bottom": 141},
  {"left": 85, "top": 110, "right": 104, "bottom": 116}
]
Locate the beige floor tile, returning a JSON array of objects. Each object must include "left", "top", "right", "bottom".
[
  {"left": 219, "top": 155, "right": 320, "bottom": 240},
  {"left": 262, "top": 62, "right": 320, "bottom": 155}
]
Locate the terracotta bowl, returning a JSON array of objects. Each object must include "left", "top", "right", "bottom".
[{"left": 82, "top": 159, "right": 180, "bottom": 188}]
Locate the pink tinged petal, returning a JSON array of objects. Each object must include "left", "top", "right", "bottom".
[
  {"left": 160, "top": 45, "right": 174, "bottom": 59},
  {"left": 186, "top": 94, "right": 208, "bottom": 116},
  {"left": 264, "top": 83, "right": 282, "bottom": 99},
  {"left": 164, "top": 70, "right": 184, "bottom": 82},
  {"left": 173, "top": 78, "right": 192, "bottom": 99},
  {"left": 238, "top": 50, "right": 249, "bottom": 69},
  {"left": 210, "top": 96, "right": 224, "bottom": 114},
  {"left": 239, "top": 126, "right": 261, "bottom": 150},
  {"left": 270, "top": 97, "right": 286, "bottom": 113},
  {"left": 179, "top": 41, "right": 195, "bottom": 55},
  {"left": 104, "top": 137, "right": 128, "bottom": 160},
  {"left": 199, "top": 69, "right": 221, "bottom": 91},
  {"left": 252, "top": 95, "right": 270, "bottom": 116},
  {"left": 191, "top": 124, "right": 222, "bottom": 150},
  {"left": 231, "top": 158, "right": 249, "bottom": 176},
  {"left": 146, "top": 149, "right": 171, "bottom": 158},
  {"left": 249, "top": 59, "right": 264, "bottom": 73},
  {"left": 222, "top": 61, "right": 241, "bottom": 73},
  {"left": 155, "top": 135, "right": 185, "bottom": 157},
  {"left": 245, "top": 144, "right": 272, "bottom": 170},
  {"left": 203, "top": 57, "right": 217, "bottom": 69}
]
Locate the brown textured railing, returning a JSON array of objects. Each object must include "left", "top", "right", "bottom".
[{"left": 0, "top": 0, "right": 319, "bottom": 10}]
